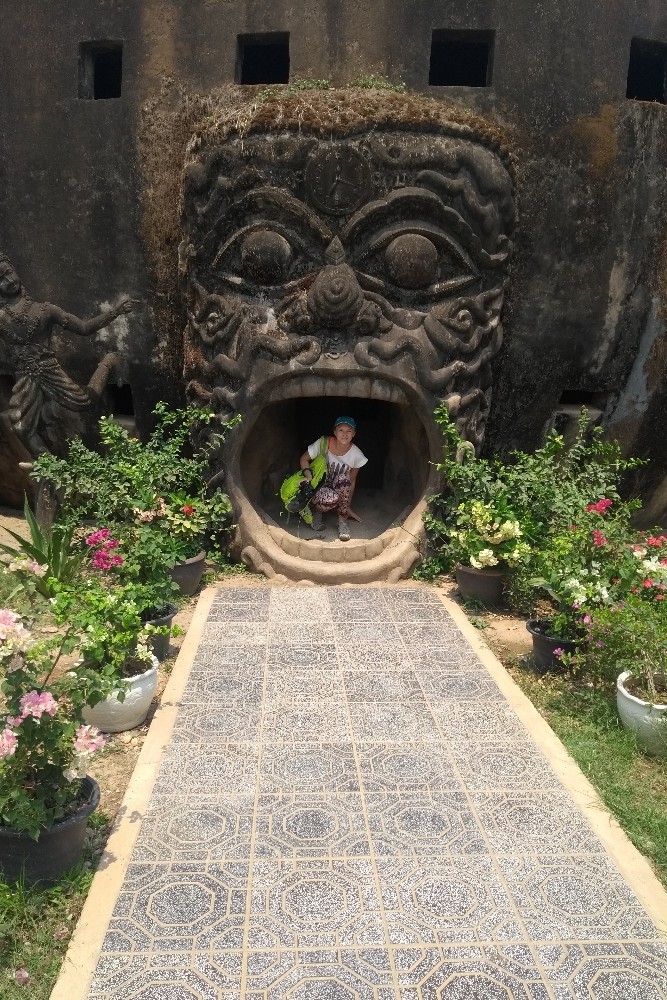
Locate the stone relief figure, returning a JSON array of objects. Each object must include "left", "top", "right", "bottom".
[
  {"left": 182, "top": 113, "right": 514, "bottom": 452},
  {"left": 0, "top": 254, "right": 132, "bottom": 456},
  {"left": 180, "top": 92, "right": 515, "bottom": 580}
]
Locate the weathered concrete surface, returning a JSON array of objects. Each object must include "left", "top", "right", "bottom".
[{"left": 2, "top": 2, "right": 667, "bottom": 512}]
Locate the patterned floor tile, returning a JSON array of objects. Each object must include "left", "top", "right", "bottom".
[
  {"left": 537, "top": 941, "right": 667, "bottom": 999},
  {"left": 181, "top": 674, "right": 264, "bottom": 704},
  {"left": 348, "top": 703, "right": 442, "bottom": 743},
  {"left": 379, "top": 856, "right": 526, "bottom": 943},
  {"left": 449, "top": 741, "right": 560, "bottom": 790},
  {"left": 252, "top": 793, "right": 372, "bottom": 859},
  {"left": 153, "top": 744, "right": 260, "bottom": 797},
  {"left": 498, "top": 855, "right": 660, "bottom": 940},
  {"left": 337, "top": 642, "right": 413, "bottom": 671},
  {"left": 470, "top": 790, "right": 605, "bottom": 855},
  {"left": 133, "top": 797, "right": 255, "bottom": 862},
  {"left": 355, "top": 744, "right": 459, "bottom": 793},
  {"left": 266, "top": 642, "right": 339, "bottom": 669},
  {"left": 432, "top": 701, "right": 526, "bottom": 741},
  {"left": 263, "top": 704, "right": 351, "bottom": 743},
  {"left": 366, "top": 792, "right": 488, "bottom": 857},
  {"left": 335, "top": 621, "right": 405, "bottom": 646},
  {"left": 396, "top": 623, "right": 462, "bottom": 646},
  {"left": 405, "top": 642, "right": 478, "bottom": 669},
  {"left": 417, "top": 670, "right": 502, "bottom": 703},
  {"left": 248, "top": 859, "right": 386, "bottom": 949},
  {"left": 265, "top": 669, "right": 344, "bottom": 703},
  {"left": 171, "top": 704, "right": 261, "bottom": 743},
  {"left": 343, "top": 670, "right": 426, "bottom": 702},
  {"left": 208, "top": 595, "right": 270, "bottom": 621},
  {"left": 268, "top": 622, "right": 336, "bottom": 646},
  {"left": 203, "top": 621, "right": 269, "bottom": 644},
  {"left": 395, "top": 943, "right": 550, "bottom": 999},
  {"left": 192, "top": 644, "right": 267, "bottom": 670},
  {"left": 259, "top": 744, "right": 360, "bottom": 793},
  {"left": 328, "top": 589, "right": 390, "bottom": 621},
  {"left": 270, "top": 588, "right": 333, "bottom": 622},
  {"left": 103, "top": 862, "right": 248, "bottom": 952}
]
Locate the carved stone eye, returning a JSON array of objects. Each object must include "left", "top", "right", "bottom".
[
  {"left": 385, "top": 234, "right": 438, "bottom": 289},
  {"left": 241, "top": 231, "right": 292, "bottom": 284}
]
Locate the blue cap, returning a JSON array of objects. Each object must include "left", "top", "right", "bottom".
[{"left": 334, "top": 416, "right": 356, "bottom": 429}]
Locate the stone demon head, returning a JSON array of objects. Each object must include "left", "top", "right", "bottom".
[{"left": 181, "top": 91, "right": 515, "bottom": 581}]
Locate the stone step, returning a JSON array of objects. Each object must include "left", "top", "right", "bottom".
[{"left": 267, "top": 523, "right": 398, "bottom": 562}]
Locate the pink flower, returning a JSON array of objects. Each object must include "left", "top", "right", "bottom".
[
  {"left": 6, "top": 715, "right": 22, "bottom": 728},
  {"left": 85, "top": 529, "right": 111, "bottom": 547},
  {"left": 583, "top": 614, "right": 591, "bottom": 624},
  {"left": 586, "top": 498, "right": 613, "bottom": 514},
  {"left": 91, "top": 550, "right": 124, "bottom": 570},
  {"left": 73, "top": 725, "right": 106, "bottom": 754},
  {"left": 14, "top": 968, "right": 30, "bottom": 986},
  {"left": 552, "top": 648, "right": 564, "bottom": 657},
  {"left": 101, "top": 538, "right": 120, "bottom": 550},
  {"left": 0, "top": 727, "right": 18, "bottom": 760},
  {"left": 19, "top": 691, "right": 58, "bottom": 719},
  {"left": 135, "top": 509, "right": 155, "bottom": 522},
  {"left": 657, "top": 594, "right": 665, "bottom": 601},
  {"left": 592, "top": 529, "right": 607, "bottom": 547},
  {"left": 0, "top": 609, "right": 26, "bottom": 644},
  {"left": 643, "top": 578, "right": 654, "bottom": 589}
]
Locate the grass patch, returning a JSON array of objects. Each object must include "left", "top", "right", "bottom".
[
  {"left": 507, "top": 661, "right": 667, "bottom": 886},
  {"left": 0, "top": 868, "right": 92, "bottom": 998}
]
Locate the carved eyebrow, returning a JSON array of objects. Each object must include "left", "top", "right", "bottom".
[
  {"left": 342, "top": 188, "right": 508, "bottom": 270},
  {"left": 223, "top": 187, "right": 334, "bottom": 243}
]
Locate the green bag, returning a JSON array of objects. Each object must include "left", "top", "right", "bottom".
[{"left": 279, "top": 436, "right": 329, "bottom": 524}]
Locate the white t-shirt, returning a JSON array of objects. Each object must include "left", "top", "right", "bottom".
[{"left": 307, "top": 437, "right": 368, "bottom": 479}]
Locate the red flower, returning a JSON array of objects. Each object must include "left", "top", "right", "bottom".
[
  {"left": 181, "top": 504, "right": 195, "bottom": 516},
  {"left": 592, "top": 529, "right": 607, "bottom": 547},
  {"left": 586, "top": 498, "right": 613, "bottom": 514},
  {"left": 643, "top": 578, "right": 655, "bottom": 589}
]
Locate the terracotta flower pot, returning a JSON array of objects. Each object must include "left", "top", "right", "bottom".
[
  {"left": 526, "top": 619, "right": 577, "bottom": 673},
  {"left": 170, "top": 550, "right": 206, "bottom": 596},
  {"left": 0, "top": 776, "right": 100, "bottom": 884},
  {"left": 617, "top": 670, "right": 667, "bottom": 757},
  {"left": 455, "top": 563, "right": 504, "bottom": 608}
]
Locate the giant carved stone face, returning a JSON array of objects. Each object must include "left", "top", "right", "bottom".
[{"left": 182, "top": 105, "right": 515, "bottom": 582}]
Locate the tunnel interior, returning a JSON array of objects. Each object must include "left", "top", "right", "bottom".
[{"left": 240, "top": 396, "right": 430, "bottom": 535}]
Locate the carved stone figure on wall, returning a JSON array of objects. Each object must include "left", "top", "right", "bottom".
[
  {"left": 0, "top": 254, "right": 132, "bottom": 456},
  {"left": 181, "top": 92, "right": 516, "bottom": 581}
]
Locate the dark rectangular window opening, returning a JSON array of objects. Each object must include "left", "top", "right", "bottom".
[
  {"left": 429, "top": 29, "right": 494, "bottom": 87},
  {"left": 108, "top": 383, "right": 135, "bottom": 417},
  {"left": 626, "top": 37, "right": 667, "bottom": 103},
  {"left": 79, "top": 41, "right": 123, "bottom": 100},
  {"left": 237, "top": 32, "right": 290, "bottom": 85}
]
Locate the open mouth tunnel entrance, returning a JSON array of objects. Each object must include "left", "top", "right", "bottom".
[{"left": 240, "top": 395, "right": 431, "bottom": 537}]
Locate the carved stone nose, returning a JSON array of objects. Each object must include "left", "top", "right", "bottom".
[{"left": 307, "top": 261, "right": 363, "bottom": 328}]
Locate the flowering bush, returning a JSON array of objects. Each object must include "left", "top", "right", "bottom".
[
  {"left": 564, "top": 594, "right": 667, "bottom": 698},
  {"left": 32, "top": 404, "right": 236, "bottom": 564},
  {"left": 51, "top": 576, "right": 158, "bottom": 682},
  {"left": 529, "top": 497, "right": 646, "bottom": 638},
  {"left": 0, "top": 611, "right": 107, "bottom": 838},
  {"left": 443, "top": 499, "right": 531, "bottom": 569}
]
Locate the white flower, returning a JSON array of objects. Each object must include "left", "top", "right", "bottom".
[{"left": 470, "top": 548, "right": 499, "bottom": 568}]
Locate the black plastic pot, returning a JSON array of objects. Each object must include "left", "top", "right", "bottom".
[
  {"left": 456, "top": 563, "right": 504, "bottom": 608},
  {"left": 170, "top": 551, "right": 206, "bottom": 596},
  {"left": 143, "top": 602, "right": 178, "bottom": 661},
  {"left": 526, "top": 619, "right": 577, "bottom": 673},
  {"left": 0, "top": 776, "right": 100, "bottom": 884}
]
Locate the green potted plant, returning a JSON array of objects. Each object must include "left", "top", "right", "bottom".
[
  {"left": 527, "top": 497, "right": 646, "bottom": 671},
  {"left": 0, "top": 610, "right": 106, "bottom": 882},
  {"left": 571, "top": 592, "right": 667, "bottom": 757},
  {"left": 440, "top": 497, "right": 530, "bottom": 606}
]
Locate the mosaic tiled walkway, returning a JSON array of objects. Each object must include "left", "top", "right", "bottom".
[{"left": 89, "top": 587, "right": 667, "bottom": 999}]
